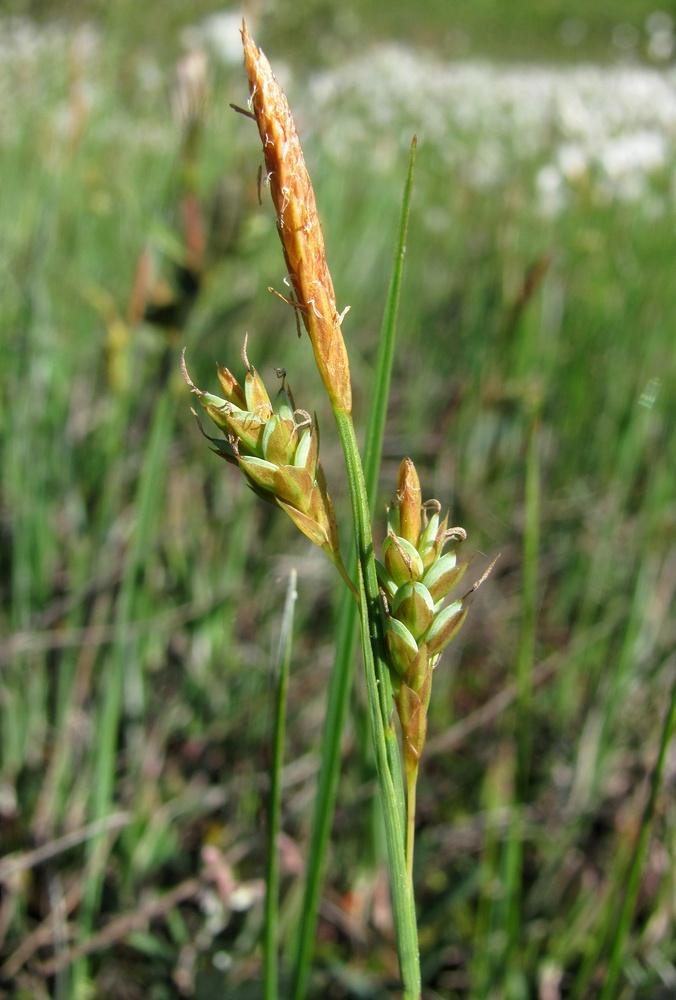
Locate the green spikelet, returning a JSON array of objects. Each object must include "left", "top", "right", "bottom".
[
  {"left": 183, "top": 343, "right": 340, "bottom": 557},
  {"left": 377, "top": 458, "right": 485, "bottom": 768}
]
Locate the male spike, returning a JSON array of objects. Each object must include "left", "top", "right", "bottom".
[{"left": 241, "top": 23, "right": 352, "bottom": 416}]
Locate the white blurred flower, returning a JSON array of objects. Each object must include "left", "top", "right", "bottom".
[
  {"left": 647, "top": 28, "right": 674, "bottom": 61},
  {"left": 468, "top": 138, "right": 506, "bottom": 189},
  {"left": 558, "top": 144, "right": 588, "bottom": 183},
  {"left": 647, "top": 11, "right": 673, "bottom": 32},
  {"left": 4, "top": 16, "right": 676, "bottom": 219},
  {"left": 306, "top": 47, "right": 676, "bottom": 214},
  {"left": 600, "top": 131, "right": 666, "bottom": 179},
  {"left": 200, "top": 11, "right": 245, "bottom": 66},
  {"left": 171, "top": 48, "right": 209, "bottom": 129},
  {"left": 537, "top": 165, "right": 567, "bottom": 215}
]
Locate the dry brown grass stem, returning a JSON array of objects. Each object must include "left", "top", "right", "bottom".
[{"left": 241, "top": 22, "right": 352, "bottom": 415}]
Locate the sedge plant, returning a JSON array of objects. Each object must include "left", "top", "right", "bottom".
[{"left": 185, "top": 24, "right": 492, "bottom": 998}]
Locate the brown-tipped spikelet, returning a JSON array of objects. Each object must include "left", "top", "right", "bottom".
[
  {"left": 183, "top": 347, "right": 340, "bottom": 560},
  {"left": 376, "top": 458, "right": 493, "bottom": 772},
  {"left": 241, "top": 23, "right": 352, "bottom": 416}
]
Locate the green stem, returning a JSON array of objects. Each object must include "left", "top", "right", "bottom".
[
  {"left": 516, "top": 405, "right": 541, "bottom": 795},
  {"left": 405, "top": 768, "right": 418, "bottom": 885},
  {"left": 264, "top": 570, "right": 297, "bottom": 1000},
  {"left": 504, "top": 403, "right": 541, "bottom": 990},
  {"left": 334, "top": 408, "right": 421, "bottom": 999}
]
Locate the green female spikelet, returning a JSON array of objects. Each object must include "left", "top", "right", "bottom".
[
  {"left": 183, "top": 342, "right": 353, "bottom": 587},
  {"left": 377, "top": 458, "right": 471, "bottom": 771}
]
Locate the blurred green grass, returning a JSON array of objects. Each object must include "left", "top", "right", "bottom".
[{"left": 1, "top": 3, "right": 676, "bottom": 999}]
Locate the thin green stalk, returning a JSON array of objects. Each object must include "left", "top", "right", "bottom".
[
  {"left": 362, "top": 136, "right": 417, "bottom": 486},
  {"left": 291, "top": 138, "right": 417, "bottom": 1000},
  {"left": 469, "top": 752, "right": 515, "bottom": 999},
  {"left": 335, "top": 407, "right": 420, "bottom": 1000},
  {"left": 264, "top": 569, "right": 297, "bottom": 1000},
  {"left": 516, "top": 405, "right": 541, "bottom": 795},
  {"left": 504, "top": 403, "right": 541, "bottom": 993},
  {"left": 405, "top": 768, "right": 418, "bottom": 884},
  {"left": 598, "top": 669, "right": 676, "bottom": 1000},
  {"left": 327, "top": 548, "right": 360, "bottom": 602}
]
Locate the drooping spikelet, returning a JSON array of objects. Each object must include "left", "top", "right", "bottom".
[
  {"left": 241, "top": 23, "right": 352, "bottom": 416},
  {"left": 183, "top": 345, "right": 340, "bottom": 560}
]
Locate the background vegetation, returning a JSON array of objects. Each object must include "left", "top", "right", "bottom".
[{"left": 1, "top": 2, "right": 675, "bottom": 998}]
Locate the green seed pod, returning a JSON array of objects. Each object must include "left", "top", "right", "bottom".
[
  {"left": 273, "top": 385, "right": 295, "bottom": 422},
  {"left": 423, "top": 552, "right": 467, "bottom": 603},
  {"left": 385, "top": 617, "right": 419, "bottom": 677},
  {"left": 272, "top": 465, "right": 314, "bottom": 510},
  {"left": 196, "top": 392, "right": 231, "bottom": 431},
  {"left": 397, "top": 458, "right": 422, "bottom": 547},
  {"left": 294, "top": 427, "right": 312, "bottom": 470},
  {"left": 383, "top": 533, "right": 424, "bottom": 588},
  {"left": 221, "top": 406, "right": 267, "bottom": 454},
  {"left": 418, "top": 508, "right": 441, "bottom": 568},
  {"left": 245, "top": 365, "right": 273, "bottom": 417},
  {"left": 295, "top": 425, "right": 319, "bottom": 477},
  {"left": 404, "top": 641, "right": 430, "bottom": 693},
  {"left": 424, "top": 600, "right": 468, "bottom": 657},
  {"left": 238, "top": 455, "right": 279, "bottom": 495},
  {"left": 304, "top": 476, "right": 340, "bottom": 554},
  {"left": 262, "top": 414, "right": 296, "bottom": 465},
  {"left": 392, "top": 582, "right": 435, "bottom": 641},
  {"left": 217, "top": 365, "right": 247, "bottom": 408},
  {"left": 277, "top": 498, "right": 333, "bottom": 549}
]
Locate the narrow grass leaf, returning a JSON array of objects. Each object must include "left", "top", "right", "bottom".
[
  {"left": 74, "top": 384, "right": 175, "bottom": 993},
  {"left": 264, "top": 569, "right": 297, "bottom": 1000},
  {"left": 504, "top": 403, "right": 542, "bottom": 990}
]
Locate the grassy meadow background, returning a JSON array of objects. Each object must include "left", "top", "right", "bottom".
[{"left": 1, "top": 1, "right": 676, "bottom": 997}]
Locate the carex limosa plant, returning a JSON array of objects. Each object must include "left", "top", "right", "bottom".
[{"left": 184, "top": 23, "right": 492, "bottom": 999}]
